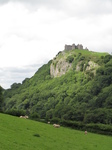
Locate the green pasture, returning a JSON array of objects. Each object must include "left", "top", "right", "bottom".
[{"left": 0, "top": 113, "right": 112, "bottom": 150}]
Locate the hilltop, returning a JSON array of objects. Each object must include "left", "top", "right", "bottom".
[{"left": 2, "top": 48, "right": 112, "bottom": 133}]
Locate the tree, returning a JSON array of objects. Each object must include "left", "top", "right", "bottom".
[{"left": 0, "top": 86, "right": 3, "bottom": 111}]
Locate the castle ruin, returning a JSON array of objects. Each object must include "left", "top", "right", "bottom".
[{"left": 65, "top": 43, "right": 83, "bottom": 50}]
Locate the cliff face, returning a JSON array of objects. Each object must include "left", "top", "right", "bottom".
[
  {"left": 50, "top": 58, "right": 72, "bottom": 77},
  {"left": 86, "top": 61, "right": 99, "bottom": 71},
  {"left": 50, "top": 50, "right": 100, "bottom": 78}
]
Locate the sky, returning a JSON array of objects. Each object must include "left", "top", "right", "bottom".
[{"left": 0, "top": 0, "right": 112, "bottom": 89}]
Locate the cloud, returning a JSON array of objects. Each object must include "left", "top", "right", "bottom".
[
  {"left": 0, "top": 1, "right": 67, "bottom": 68},
  {"left": 0, "top": 0, "right": 9, "bottom": 4},
  {"left": 0, "top": 1, "right": 111, "bottom": 53},
  {"left": 0, "top": 0, "right": 62, "bottom": 10},
  {"left": 0, "top": 0, "right": 60, "bottom": 5},
  {"left": 1, "top": 0, "right": 111, "bottom": 16},
  {"left": 60, "top": 0, "right": 112, "bottom": 19},
  {"left": 0, "top": 63, "right": 43, "bottom": 89},
  {"left": 0, "top": 0, "right": 112, "bottom": 17}
]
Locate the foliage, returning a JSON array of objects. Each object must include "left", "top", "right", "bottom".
[
  {"left": 0, "top": 86, "right": 3, "bottom": 111},
  {"left": 2, "top": 49, "right": 112, "bottom": 133},
  {"left": 66, "top": 55, "right": 74, "bottom": 63},
  {"left": 5, "top": 109, "right": 26, "bottom": 117},
  {"left": 30, "top": 112, "right": 40, "bottom": 120}
]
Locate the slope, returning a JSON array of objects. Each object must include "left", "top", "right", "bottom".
[
  {"left": 2, "top": 49, "right": 112, "bottom": 128},
  {"left": 0, "top": 113, "right": 112, "bottom": 150}
]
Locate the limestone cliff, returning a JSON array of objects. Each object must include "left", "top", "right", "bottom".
[
  {"left": 50, "top": 50, "right": 100, "bottom": 78},
  {"left": 50, "top": 57, "right": 72, "bottom": 77}
]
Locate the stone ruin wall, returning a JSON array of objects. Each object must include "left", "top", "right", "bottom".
[{"left": 65, "top": 43, "right": 85, "bottom": 50}]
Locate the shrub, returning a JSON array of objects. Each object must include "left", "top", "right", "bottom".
[
  {"left": 30, "top": 112, "right": 40, "bottom": 120},
  {"left": 66, "top": 56, "right": 74, "bottom": 63},
  {"left": 5, "top": 109, "right": 26, "bottom": 117}
]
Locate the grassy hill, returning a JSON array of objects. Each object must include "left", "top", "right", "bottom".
[
  {"left": 2, "top": 49, "right": 112, "bottom": 134},
  {"left": 0, "top": 113, "right": 112, "bottom": 150}
]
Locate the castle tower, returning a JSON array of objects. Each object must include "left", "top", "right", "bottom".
[
  {"left": 72, "top": 44, "right": 76, "bottom": 50},
  {"left": 65, "top": 44, "right": 72, "bottom": 50},
  {"left": 77, "top": 44, "right": 83, "bottom": 49}
]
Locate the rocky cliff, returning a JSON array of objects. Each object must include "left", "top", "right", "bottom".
[{"left": 50, "top": 50, "right": 100, "bottom": 78}]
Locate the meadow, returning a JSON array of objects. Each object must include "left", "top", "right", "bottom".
[{"left": 0, "top": 113, "right": 112, "bottom": 150}]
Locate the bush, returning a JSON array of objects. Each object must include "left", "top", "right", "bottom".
[
  {"left": 104, "top": 55, "right": 112, "bottom": 63},
  {"left": 30, "top": 112, "right": 40, "bottom": 120},
  {"left": 50, "top": 117, "right": 60, "bottom": 124},
  {"left": 66, "top": 56, "right": 74, "bottom": 63},
  {"left": 86, "top": 123, "right": 112, "bottom": 135},
  {"left": 5, "top": 109, "right": 26, "bottom": 117},
  {"left": 79, "top": 56, "right": 85, "bottom": 61}
]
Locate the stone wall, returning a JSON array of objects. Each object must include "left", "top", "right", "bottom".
[{"left": 65, "top": 43, "right": 83, "bottom": 50}]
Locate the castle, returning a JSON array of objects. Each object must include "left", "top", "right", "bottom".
[{"left": 65, "top": 43, "right": 83, "bottom": 50}]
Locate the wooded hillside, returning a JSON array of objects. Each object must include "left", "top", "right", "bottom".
[{"left": 2, "top": 49, "right": 112, "bottom": 133}]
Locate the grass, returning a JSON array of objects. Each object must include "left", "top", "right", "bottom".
[
  {"left": 63, "top": 49, "right": 108, "bottom": 67},
  {"left": 0, "top": 113, "right": 112, "bottom": 150}
]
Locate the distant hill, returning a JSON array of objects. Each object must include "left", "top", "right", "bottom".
[{"left": 2, "top": 49, "right": 112, "bottom": 131}]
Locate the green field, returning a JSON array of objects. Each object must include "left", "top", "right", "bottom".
[{"left": 0, "top": 113, "right": 112, "bottom": 150}]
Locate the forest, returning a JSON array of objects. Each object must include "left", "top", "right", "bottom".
[{"left": 1, "top": 49, "right": 112, "bottom": 135}]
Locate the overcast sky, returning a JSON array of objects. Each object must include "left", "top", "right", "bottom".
[{"left": 0, "top": 0, "right": 112, "bottom": 89}]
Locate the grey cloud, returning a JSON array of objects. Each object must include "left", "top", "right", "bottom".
[
  {"left": 0, "top": 0, "right": 9, "bottom": 4},
  {"left": 66, "top": 0, "right": 112, "bottom": 18},
  {"left": 0, "top": 0, "right": 63, "bottom": 13},
  {"left": 0, "top": 63, "right": 43, "bottom": 89},
  {"left": 0, "top": 0, "right": 112, "bottom": 16},
  {"left": 88, "top": 0, "right": 112, "bottom": 15},
  {"left": 0, "top": 0, "right": 59, "bottom": 4},
  {"left": 0, "top": 0, "right": 62, "bottom": 8}
]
